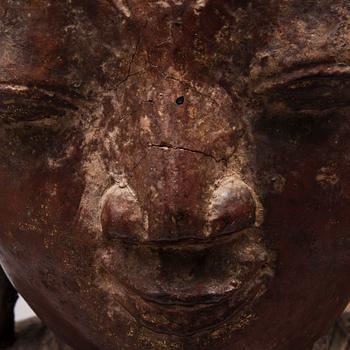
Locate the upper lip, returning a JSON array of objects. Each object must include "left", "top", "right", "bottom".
[{"left": 109, "top": 227, "right": 250, "bottom": 248}]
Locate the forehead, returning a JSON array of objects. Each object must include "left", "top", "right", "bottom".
[
  {"left": 0, "top": 0, "right": 348, "bottom": 44},
  {"left": 0, "top": 0, "right": 349, "bottom": 87}
]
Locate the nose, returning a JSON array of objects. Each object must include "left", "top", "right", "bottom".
[
  {"left": 100, "top": 73, "right": 256, "bottom": 243},
  {"left": 100, "top": 185, "right": 147, "bottom": 242},
  {"left": 101, "top": 176, "right": 256, "bottom": 243},
  {"left": 206, "top": 177, "right": 256, "bottom": 238}
]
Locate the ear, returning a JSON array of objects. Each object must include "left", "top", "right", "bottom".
[{"left": 0, "top": 266, "right": 18, "bottom": 348}]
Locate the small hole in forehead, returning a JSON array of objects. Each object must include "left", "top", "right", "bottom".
[{"left": 176, "top": 96, "right": 185, "bottom": 105}]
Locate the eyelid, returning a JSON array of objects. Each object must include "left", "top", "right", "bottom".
[
  {"left": 0, "top": 84, "right": 80, "bottom": 110},
  {"left": 0, "top": 84, "right": 81, "bottom": 123},
  {"left": 253, "top": 63, "right": 350, "bottom": 94}
]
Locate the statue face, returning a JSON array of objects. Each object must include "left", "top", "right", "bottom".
[{"left": 0, "top": 1, "right": 349, "bottom": 349}]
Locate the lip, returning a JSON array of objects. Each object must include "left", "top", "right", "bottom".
[
  {"left": 109, "top": 226, "right": 250, "bottom": 247},
  {"left": 96, "top": 227, "right": 274, "bottom": 336},
  {"left": 139, "top": 287, "right": 238, "bottom": 306},
  {"left": 124, "top": 271, "right": 267, "bottom": 337}
]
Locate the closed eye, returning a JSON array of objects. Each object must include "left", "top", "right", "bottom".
[
  {"left": 262, "top": 76, "right": 350, "bottom": 117},
  {"left": 0, "top": 84, "right": 79, "bottom": 123},
  {"left": 253, "top": 64, "right": 350, "bottom": 118}
]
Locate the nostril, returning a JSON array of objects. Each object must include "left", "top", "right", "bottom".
[
  {"left": 100, "top": 185, "right": 146, "bottom": 242},
  {"left": 207, "top": 177, "right": 257, "bottom": 238}
]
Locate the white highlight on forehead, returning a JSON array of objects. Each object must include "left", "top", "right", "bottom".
[
  {"left": 155, "top": 0, "right": 171, "bottom": 8},
  {"left": 112, "top": 0, "right": 131, "bottom": 17},
  {"left": 194, "top": 0, "right": 208, "bottom": 14},
  {"left": 111, "top": 0, "right": 208, "bottom": 15},
  {"left": 154, "top": 0, "right": 207, "bottom": 10},
  {"left": 154, "top": 0, "right": 185, "bottom": 6}
]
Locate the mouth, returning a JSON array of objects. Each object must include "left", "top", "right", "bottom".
[
  {"left": 128, "top": 266, "right": 270, "bottom": 337},
  {"left": 96, "top": 228, "right": 274, "bottom": 336}
]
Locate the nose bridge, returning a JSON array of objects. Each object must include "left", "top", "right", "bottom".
[
  {"left": 141, "top": 76, "right": 235, "bottom": 149},
  {"left": 103, "top": 73, "right": 250, "bottom": 241},
  {"left": 116, "top": 73, "right": 237, "bottom": 167},
  {"left": 142, "top": 145, "right": 221, "bottom": 240},
  {"left": 140, "top": 78, "right": 223, "bottom": 211}
]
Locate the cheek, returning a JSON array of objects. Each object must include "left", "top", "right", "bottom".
[
  {"left": 253, "top": 116, "right": 350, "bottom": 264},
  {"left": 0, "top": 124, "right": 85, "bottom": 249},
  {"left": 254, "top": 114, "right": 350, "bottom": 200},
  {"left": 249, "top": 117, "right": 350, "bottom": 315}
]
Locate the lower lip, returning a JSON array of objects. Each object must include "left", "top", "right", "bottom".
[
  {"left": 139, "top": 288, "right": 238, "bottom": 306},
  {"left": 124, "top": 276, "right": 264, "bottom": 337}
]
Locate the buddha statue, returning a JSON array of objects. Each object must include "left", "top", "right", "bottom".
[{"left": 0, "top": 1, "right": 349, "bottom": 349}]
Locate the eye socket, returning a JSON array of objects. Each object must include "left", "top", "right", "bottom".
[
  {"left": 0, "top": 85, "right": 79, "bottom": 124},
  {"left": 263, "top": 77, "right": 350, "bottom": 116},
  {"left": 252, "top": 72, "right": 349, "bottom": 141}
]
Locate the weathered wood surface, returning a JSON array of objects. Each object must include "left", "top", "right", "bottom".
[
  {"left": 1, "top": 313, "right": 349, "bottom": 350},
  {"left": 0, "top": 2, "right": 349, "bottom": 349},
  {"left": 1, "top": 260, "right": 349, "bottom": 350}
]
